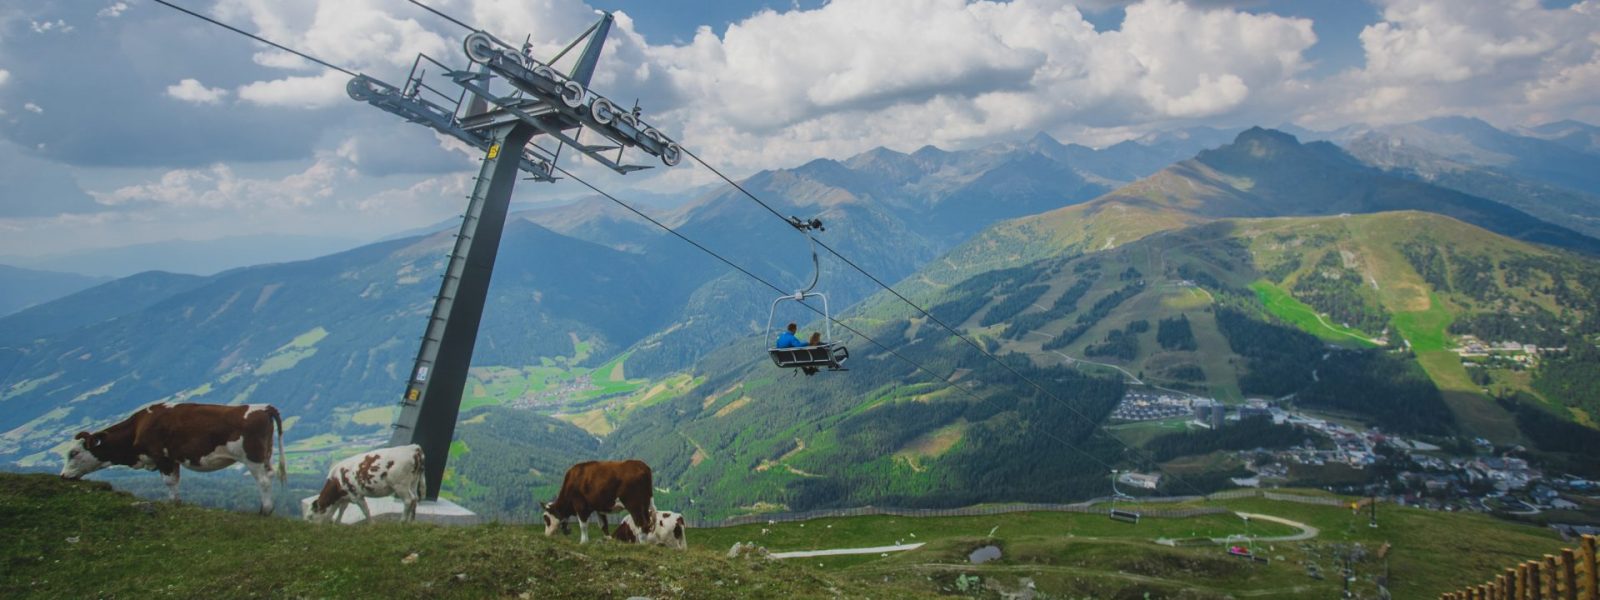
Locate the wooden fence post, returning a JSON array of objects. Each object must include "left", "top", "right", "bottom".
[
  {"left": 1580, "top": 536, "right": 1597, "bottom": 600},
  {"left": 1524, "top": 561, "right": 1538, "bottom": 600},
  {"left": 1549, "top": 555, "right": 1561, "bottom": 600},
  {"left": 1562, "top": 548, "right": 1579, "bottom": 600}
]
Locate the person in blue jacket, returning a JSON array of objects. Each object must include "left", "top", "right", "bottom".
[{"left": 775, "top": 323, "right": 805, "bottom": 348}]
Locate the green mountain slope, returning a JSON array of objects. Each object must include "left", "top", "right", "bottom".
[
  {"left": 893, "top": 210, "right": 1600, "bottom": 443},
  {"left": 0, "top": 221, "right": 700, "bottom": 464}
]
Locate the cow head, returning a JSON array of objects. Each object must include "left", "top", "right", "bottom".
[
  {"left": 304, "top": 478, "right": 347, "bottom": 523},
  {"left": 539, "top": 502, "right": 571, "bottom": 536},
  {"left": 303, "top": 500, "right": 341, "bottom": 524},
  {"left": 60, "top": 432, "right": 111, "bottom": 480}
]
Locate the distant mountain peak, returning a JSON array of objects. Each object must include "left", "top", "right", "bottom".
[
  {"left": 1234, "top": 126, "right": 1302, "bottom": 145},
  {"left": 911, "top": 144, "right": 949, "bottom": 159},
  {"left": 1026, "top": 131, "right": 1064, "bottom": 149},
  {"left": 854, "top": 145, "right": 908, "bottom": 161},
  {"left": 1418, "top": 115, "right": 1497, "bottom": 130}
]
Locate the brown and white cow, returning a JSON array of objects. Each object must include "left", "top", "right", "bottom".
[
  {"left": 541, "top": 459, "right": 653, "bottom": 544},
  {"left": 60, "top": 402, "right": 287, "bottom": 515},
  {"left": 305, "top": 444, "right": 425, "bottom": 524},
  {"left": 611, "top": 509, "right": 687, "bottom": 550}
]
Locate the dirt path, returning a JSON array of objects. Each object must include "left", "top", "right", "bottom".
[
  {"left": 1227, "top": 512, "right": 1319, "bottom": 542},
  {"left": 769, "top": 543, "right": 925, "bottom": 559}
]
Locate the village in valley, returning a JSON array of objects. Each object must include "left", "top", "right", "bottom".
[{"left": 1108, "top": 387, "right": 1600, "bottom": 542}]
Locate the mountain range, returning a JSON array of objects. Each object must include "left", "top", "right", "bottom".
[
  {"left": 0, "top": 234, "right": 366, "bottom": 278},
  {"left": 0, "top": 264, "right": 108, "bottom": 317},
  {"left": 5, "top": 117, "right": 1599, "bottom": 519}
]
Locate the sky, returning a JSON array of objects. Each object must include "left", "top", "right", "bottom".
[{"left": 0, "top": 0, "right": 1597, "bottom": 260}]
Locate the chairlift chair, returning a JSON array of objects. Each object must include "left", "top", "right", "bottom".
[
  {"left": 1108, "top": 470, "right": 1141, "bottom": 524},
  {"left": 766, "top": 216, "right": 848, "bottom": 374}
]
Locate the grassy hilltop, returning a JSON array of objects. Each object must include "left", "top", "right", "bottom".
[
  {"left": 1, "top": 473, "right": 1572, "bottom": 599},
  {"left": 0, "top": 474, "right": 924, "bottom": 599}
]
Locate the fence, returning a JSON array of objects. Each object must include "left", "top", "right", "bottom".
[
  {"left": 687, "top": 488, "right": 1343, "bottom": 529},
  {"left": 1439, "top": 535, "right": 1599, "bottom": 600}
]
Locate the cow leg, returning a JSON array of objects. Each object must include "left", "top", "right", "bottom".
[
  {"left": 246, "top": 462, "right": 275, "bottom": 516},
  {"left": 354, "top": 496, "right": 373, "bottom": 524},
  {"left": 160, "top": 466, "right": 182, "bottom": 504},
  {"left": 333, "top": 501, "right": 348, "bottom": 524},
  {"left": 599, "top": 512, "right": 610, "bottom": 536},
  {"left": 577, "top": 511, "right": 591, "bottom": 544},
  {"left": 399, "top": 489, "right": 418, "bottom": 523}
]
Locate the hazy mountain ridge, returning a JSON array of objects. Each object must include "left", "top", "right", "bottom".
[
  {"left": 1342, "top": 129, "right": 1600, "bottom": 238},
  {"left": 0, "top": 264, "right": 109, "bottom": 318},
  {"left": 0, "top": 234, "right": 365, "bottom": 278}
]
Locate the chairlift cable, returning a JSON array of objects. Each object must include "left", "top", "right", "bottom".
[
  {"left": 551, "top": 164, "right": 1131, "bottom": 479},
  {"left": 151, "top": 0, "right": 357, "bottom": 77},
  {"left": 678, "top": 143, "right": 1215, "bottom": 500}
]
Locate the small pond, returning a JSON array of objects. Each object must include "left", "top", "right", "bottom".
[{"left": 968, "top": 545, "right": 1002, "bottom": 564}]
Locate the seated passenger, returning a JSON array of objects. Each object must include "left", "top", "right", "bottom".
[
  {"left": 775, "top": 323, "right": 805, "bottom": 348},
  {"left": 807, "top": 332, "right": 823, "bottom": 346}
]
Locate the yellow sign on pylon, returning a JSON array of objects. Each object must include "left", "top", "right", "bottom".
[{"left": 486, "top": 144, "right": 500, "bottom": 159}]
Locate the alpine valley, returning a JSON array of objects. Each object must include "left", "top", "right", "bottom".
[{"left": 6, "top": 120, "right": 1600, "bottom": 523}]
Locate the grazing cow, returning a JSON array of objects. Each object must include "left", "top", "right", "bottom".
[
  {"left": 541, "top": 459, "right": 653, "bottom": 544},
  {"left": 305, "top": 444, "right": 426, "bottom": 524},
  {"left": 611, "top": 510, "right": 687, "bottom": 550},
  {"left": 60, "top": 402, "right": 286, "bottom": 515}
]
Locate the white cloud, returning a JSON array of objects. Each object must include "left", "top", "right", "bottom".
[
  {"left": 0, "top": 69, "right": 9, "bottom": 87},
  {"left": 236, "top": 70, "right": 349, "bottom": 108},
  {"left": 30, "top": 19, "right": 74, "bottom": 34},
  {"left": 90, "top": 158, "right": 354, "bottom": 210},
  {"left": 166, "top": 79, "right": 229, "bottom": 105},
  {"left": 23, "top": 102, "right": 43, "bottom": 114},
  {"left": 643, "top": 0, "right": 1316, "bottom": 169},
  {"left": 98, "top": 2, "right": 130, "bottom": 19},
  {"left": 215, "top": 0, "right": 451, "bottom": 88},
  {"left": 207, "top": 0, "right": 1317, "bottom": 167},
  {"left": 1301, "top": 0, "right": 1600, "bottom": 127}
]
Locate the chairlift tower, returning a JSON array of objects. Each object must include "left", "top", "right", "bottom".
[
  {"left": 368, "top": 8, "right": 684, "bottom": 501},
  {"left": 155, "top": 0, "right": 685, "bottom": 502}
]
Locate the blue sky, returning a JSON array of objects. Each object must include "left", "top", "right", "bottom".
[{"left": 0, "top": 0, "right": 1596, "bottom": 263}]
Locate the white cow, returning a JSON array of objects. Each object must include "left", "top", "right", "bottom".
[
  {"left": 304, "top": 445, "right": 425, "bottom": 524},
  {"left": 610, "top": 509, "right": 688, "bottom": 550}
]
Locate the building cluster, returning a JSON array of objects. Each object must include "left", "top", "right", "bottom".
[
  {"left": 1108, "top": 390, "right": 1193, "bottom": 421},
  {"left": 1191, "top": 398, "right": 1226, "bottom": 428},
  {"left": 1117, "top": 471, "right": 1161, "bottom": 490},
  {"left": 1453, "top": 334, "right": 1562, "bottom": 366},
  {"left": 1464, "top": 457, "right": 1542, "bottom": 491},
  {"left": 510, "top": 373, "right": 598, "bottom": 409},
  {"left": 1106, "top": 387, "right": 1600, "bottom": 526},
  {"left": 1111, "top": 390, "right": 1291, "bottom": 431}
]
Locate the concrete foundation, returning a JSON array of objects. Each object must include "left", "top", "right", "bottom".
[{"left": 299, "top": 495, "right": 480, "bottom": 526}]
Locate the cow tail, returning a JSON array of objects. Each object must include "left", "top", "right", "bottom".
[
  {"left": 641, "top": 468, "right": 655, "bottom": 534},
  {"left": 270, "top": 406, "right": 287, "bottom": 484},
  {"left": 416, "top": 454, "right": 427, "bottom": 505}
]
